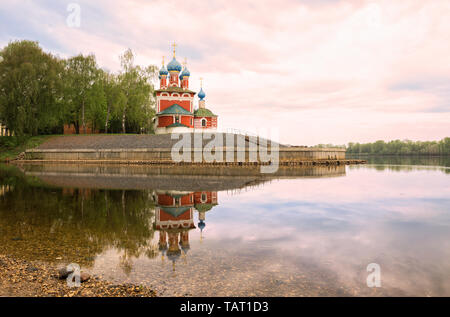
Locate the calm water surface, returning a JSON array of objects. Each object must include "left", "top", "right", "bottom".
[{"left": 0, "top": 160, "right": 449, "bottom": 296}]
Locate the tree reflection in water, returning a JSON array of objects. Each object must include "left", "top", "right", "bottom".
[
  {"left": 0, "top": 165, "right": 219, "bottom": 274},
  {"left": 0, "top": 163, "right": 347, "bottom": 274}
]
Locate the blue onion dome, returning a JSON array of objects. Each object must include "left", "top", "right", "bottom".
[
  {"left": 198, "top": 220, "right": 206, "bottom": 231},
  {"left": 159, "top": 65, "right": 168, "bottom": 77},
  {"left": 198, "top": 88, "right": 206, "bottom": 100},
  {"left": 167, "top": 57, "right": 182, "bottom": 72},
  {"left": 179, "top": 67, "right": 190, "bottom": 79},
  {"left": 167, "top": 252, "right": 181, "bottom": 264}
]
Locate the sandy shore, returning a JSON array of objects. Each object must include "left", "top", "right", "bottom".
[{"left": 0, "top": 254, "right": 156, "bottom": 297}]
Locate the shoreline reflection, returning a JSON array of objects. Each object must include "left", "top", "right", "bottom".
[{"left": 1, "top": 162, "right": 449, "bottom": 296}]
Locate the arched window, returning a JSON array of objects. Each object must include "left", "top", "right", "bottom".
[
  {"left": 175, "top": 115, "right": 180, "bottom": 124},
  {"left": 201, "top": 119, "right": 207, "bottom": 127}
]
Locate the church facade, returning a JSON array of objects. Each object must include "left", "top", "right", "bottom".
[{"left": 154, "top": 45, "right": 218, "bottom": 134}]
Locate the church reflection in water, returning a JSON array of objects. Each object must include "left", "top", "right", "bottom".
[
  {"left": 154, "top": 190, "right": 218, "bottom": 271},
  {"left": 0, "top": 163, "right": 346, "bottom": 272}
]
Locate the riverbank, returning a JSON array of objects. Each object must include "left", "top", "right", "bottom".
[
  {"left": 2, "top": 134, "right": 366, "bottom": 166},
  {"left": 0, "top": 254, "right": 156, "bottom": 297},
  {"left": 19, "top": 134, "right": 358, "bottom": 165},
  {"left": 0, "top": 135, "right": 53, "bottom": 162}
]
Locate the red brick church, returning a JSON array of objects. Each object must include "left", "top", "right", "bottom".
[{"left": 154, "top": 44, "right": 218, "bottom": 134}]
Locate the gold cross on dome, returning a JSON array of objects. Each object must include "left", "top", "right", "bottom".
[
  {"left": 162, "top": 56, "right": 165, "bottom": 66},
  {"left": 171, "top": 42, "right": 177, "bottom": 57},
  {"left": 183, "top": 58, "right": 187, "bottom": 68},
  {"left": 200, "top": 77, "right": 203, "bottom": 88}
]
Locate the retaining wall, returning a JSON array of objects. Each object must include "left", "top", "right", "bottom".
[{"left": 24, "top": 147, "right": 346, "bottom": 163}]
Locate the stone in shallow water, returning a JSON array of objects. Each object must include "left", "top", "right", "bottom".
[
  {"left": 58, "top": 267, "right": 73, "bottom": 279},
  {"left": 58, "top": 267, "right": 90, "bottom": 283},
  {"left": 80, "top": 272, "right": 90, "bottom": 283}
]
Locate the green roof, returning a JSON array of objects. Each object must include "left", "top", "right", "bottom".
[
  {"left": 160, "top": 206, "right": 191, "bottom": 217},
  {"left": 194, "top": 108, "right": 217, "bottom": 117},
  {"left": 194, "top": 203, "right": 217, "bottom": 213},
  {"left": 158, "top": 104, "right": 192, "bottom": 115},
  {"left": 166, "top": 122, "right": 189, "bottom": 128}
]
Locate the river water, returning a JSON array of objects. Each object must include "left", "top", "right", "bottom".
[{"left": 0, "top": 159, "right": 449, "bottom": 296}]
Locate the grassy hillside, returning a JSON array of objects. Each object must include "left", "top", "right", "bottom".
[{"left": 0, "top": 135, "right": 54, "bottom": 162}]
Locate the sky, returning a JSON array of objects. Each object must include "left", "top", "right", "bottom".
[{"left": 1, "top": 0, "right": 449, "bottom": 145}]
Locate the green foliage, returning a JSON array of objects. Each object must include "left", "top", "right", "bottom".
[
  {"left": 0, "top": 136, "right": 18, "bottom": 149},
  {"left": 0, "top": 40, "right": 157, "bottom": 136},
  {"left": 0, "top": 40, "right": 64, "bottom": 136},
  {"left": 63, "top": 54, "right": 103, "bottom": 133},
  {"left": 314, "top": 143, "right": 346, "bottom": 149},
  {"left": 117, "top": 49, "right": 157, "bottom": 134},
  {"left": 102, "top": 71, "right": 126, "bottom": 133},
  {"left": 347, "top": 138, "right": 450, "bottom": 155},
  {"left": 0, "top": 135, "right": 52, "bottom": 161},
  {"left": 0, "top": 167, "right": 157, "bottom": 268}
]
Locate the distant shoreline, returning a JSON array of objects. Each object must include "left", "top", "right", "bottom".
[{"left": 347, "top": 153, "right": 450, "bottom": 157}]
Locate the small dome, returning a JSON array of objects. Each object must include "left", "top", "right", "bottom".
[
  {"left": 159, "top": 65, "right": 168, "bottom": 77},
  {"left": 167, "top": 249, "right": 181, "bottom": 262},
  {"left": 179, "top": 67, "right": 190, "bottom": 79},
  {"left": 198, "top": 88, "right": 206, "bottom": 100},
  {"left": 167, "top": 57, "right": 182, "bottom": 72},
  {"left": 198, "top": 220, "right": 206, "bottom": 231}
]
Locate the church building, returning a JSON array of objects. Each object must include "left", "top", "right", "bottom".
[{"left": 154, "top": 44, "right": 218, "bottom": 134}]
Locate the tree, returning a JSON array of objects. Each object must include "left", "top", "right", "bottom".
[
  {"left": 0, "top": 40, "right": 64, "bottom": 136},
  {"left": 1, "top": 42, "right": 159, "bottom": 136},
  {"left": 372, "top": 140, "right": 385, "bottom": 154},
  {"left": 85, "top": 80, "right": 107, "bottom": 132},
  {"left": 102, "top": 71, "right": 126, "bottom": 133},
  {"left": 118, "top": 49, "right": 157, "bottom": 134},
  {"left": 63, "top": 54, "right": 103, "bottom": 134},
  {"left": 347, "top": 138, "right": 450, "bottom": 155}
]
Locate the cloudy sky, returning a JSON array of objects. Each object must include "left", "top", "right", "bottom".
[{"left": 1, "top": 0, "right": 449, "bottom": 145}]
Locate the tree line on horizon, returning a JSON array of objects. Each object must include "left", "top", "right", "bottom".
[
  {"left": 0, "top": 40, "right": 158, "bottom": 137},
  {"left": 314, "top": 138, "right": 450, "bottom": 155},
  {"left": 346, "top": 138, "right": 450, "bottom": 155}
]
